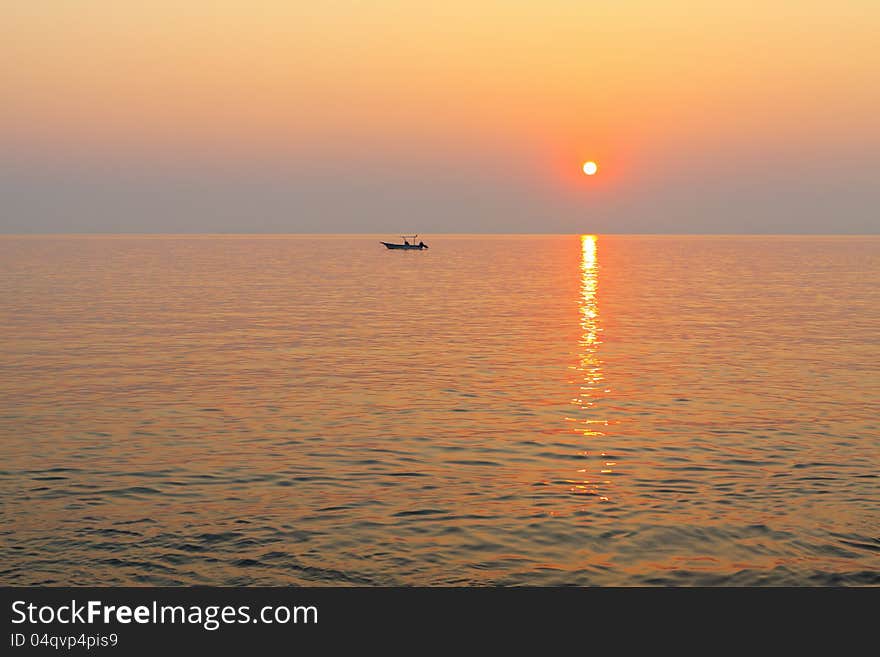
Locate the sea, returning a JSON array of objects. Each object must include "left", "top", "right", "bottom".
[{"left": 1, "top": 234, "right": 877, "bottom": 585}]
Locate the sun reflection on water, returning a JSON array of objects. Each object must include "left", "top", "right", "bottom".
[
  {"left": 579, "top": 235, "right": 601, "bottom": 394},
  {"left": 569, "top": 235, "right": 610, "bottom": 499}
]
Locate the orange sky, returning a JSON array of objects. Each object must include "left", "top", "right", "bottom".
[{"left": 2, "top": 1, "right": 878, "bottom": 232}]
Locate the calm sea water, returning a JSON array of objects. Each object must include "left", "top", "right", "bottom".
[{"left": 1, "top": 235, "right": 877, "bottom": 586}]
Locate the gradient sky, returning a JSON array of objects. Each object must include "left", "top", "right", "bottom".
[{"left": 2, "top": 1, "right": 878, "bottom": 233}]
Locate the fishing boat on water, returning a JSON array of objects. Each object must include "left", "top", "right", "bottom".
[{"left": 381, "top": 235, "right": 429, "bottom": 250}]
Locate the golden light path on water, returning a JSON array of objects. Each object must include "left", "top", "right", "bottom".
[{"left": 569, "top": 235, "right": 611, "bottom": 501}]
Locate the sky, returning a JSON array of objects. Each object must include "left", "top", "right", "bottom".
[{"left": 2, "top": 1, "right": 878, "bottom": 233}]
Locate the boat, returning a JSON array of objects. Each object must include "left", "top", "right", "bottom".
[{"left": 381, "top": 234, "right": 429, "bottom": 250}]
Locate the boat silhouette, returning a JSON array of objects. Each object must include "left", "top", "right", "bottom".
[{"left": 381, "top": 234, "right": 429, "bottom": 250}]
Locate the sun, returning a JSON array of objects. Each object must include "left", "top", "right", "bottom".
[{"left": 582, "top": 161, "right": 598, "bottom": 176}]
